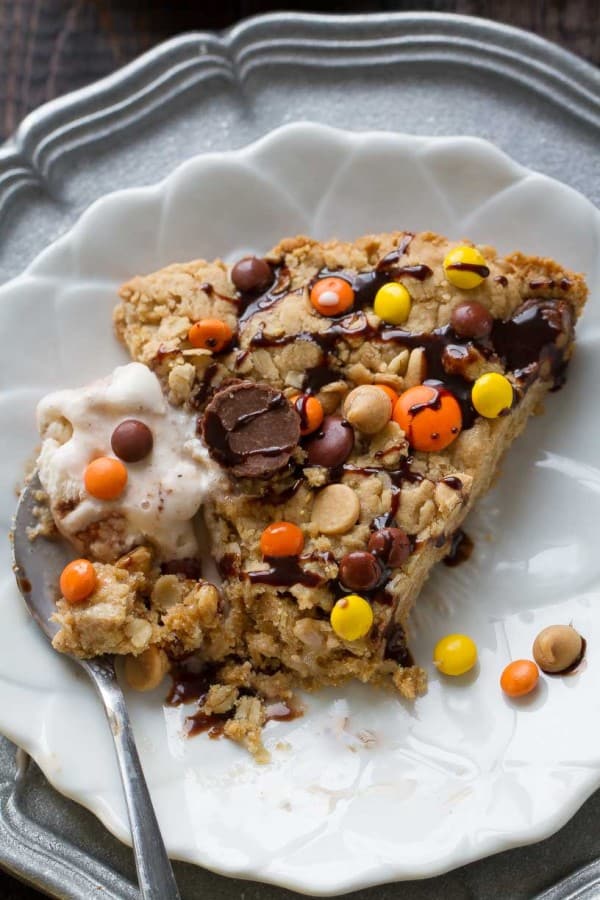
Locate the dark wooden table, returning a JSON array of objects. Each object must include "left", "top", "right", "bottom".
[{"left": 1, "top": 1, "right": 598, "bottom": 897}]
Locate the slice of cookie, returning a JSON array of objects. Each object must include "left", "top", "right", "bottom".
[{"left": 114, "top": 230, "right": 586, "bottom": 708}]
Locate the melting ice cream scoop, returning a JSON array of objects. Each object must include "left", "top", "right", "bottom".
[{"left": 37, "top": 362, "right": 221, "bottom": 562}]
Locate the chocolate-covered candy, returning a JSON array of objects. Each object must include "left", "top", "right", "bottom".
[
  {"left": 231, "top": 256, "right": 273, "bottom": 294},
  {"left": 450, "top": 301, "right": 494, "bottom": 340},
  {"left": 303, "top": 416, "right": 354, "bottom": 468},
  {"left": 368, "top": 527, "right": 411, "bottom": 567},
  {"left": 111, "top": 419, "right": 153, "bottom": 462},
  {"left": 202, "top": 381, "right": 300, "bottom": 478},
  {"left": 338, "top": 551, "right": 382, "bottom": 591}
]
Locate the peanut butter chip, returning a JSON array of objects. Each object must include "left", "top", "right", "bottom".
[
  {"left": 124, "top": 646, "right": 170, "bottom": 691},
  {"left": 311, "top": 483, "right": 360, "bottom": 535},
  {"left": 343, "top": 385, "right": 392, "bottom": 435}
]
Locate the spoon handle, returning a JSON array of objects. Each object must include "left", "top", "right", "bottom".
[{"left": 81, "top": 658, "right": 181, "bottom": 900}]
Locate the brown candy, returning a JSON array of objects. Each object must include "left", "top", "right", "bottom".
[
  {"left": 202, "top": 381, "right": 300, "bottom": 478},
  {"left": 368, "top": 528, "right": 411, "bottom": 567},
  {"left": 303, "top": 416, "right": 354, "bottom": 468},
  {"left": 231, "top": 256, "right": 273, "bottom": 293},
  {"left": 111, "top": 419, "right": 153, "bottom": 462},
  {"left": 450, "top": 301, "right": 494, "bottom": 340},
  {"left": 338, "top": 551, "right": 382, "bottom": 592},
  {"left": 532, "top": 624, "right": 584, "bottom": 674}
]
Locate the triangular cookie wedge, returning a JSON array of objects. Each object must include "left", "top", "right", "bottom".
[{"left": 115, "top": 231, "right": 586, "bottom": 707}]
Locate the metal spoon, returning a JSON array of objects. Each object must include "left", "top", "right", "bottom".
[{"left": 12, "top": 474, "right": 181, "bottom": 900}]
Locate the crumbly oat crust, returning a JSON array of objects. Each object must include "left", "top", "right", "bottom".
[{"left": 52, "top": 546, "right": 230, "bottom": 659}]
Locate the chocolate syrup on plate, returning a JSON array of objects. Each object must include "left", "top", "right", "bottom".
[{"left": 443, "top": 529, "right": 474, "bottom": 567}]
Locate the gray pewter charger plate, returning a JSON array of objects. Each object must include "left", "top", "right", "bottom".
[{"left": 1, "top": 11, "right": 600, "bottom": 900}]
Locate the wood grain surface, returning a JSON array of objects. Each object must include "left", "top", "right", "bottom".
[
  {"left": 1, "top": 0, "right": 599, "bottom": 139},
  {"left": 0, "top": 1, "right": 598, "bottom": 897}
]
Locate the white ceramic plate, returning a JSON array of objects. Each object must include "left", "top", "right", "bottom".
[{"left": 1, "top": 123, "right": 600, "bottom": 896}]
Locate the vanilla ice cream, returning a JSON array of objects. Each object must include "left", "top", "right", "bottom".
[{"left": 37, "top": 362, "right": 222, "bottom": 562}]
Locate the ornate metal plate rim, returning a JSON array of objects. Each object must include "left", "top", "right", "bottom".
[{"left": 0, "top": 11, "right": 598, "bottom": 900}]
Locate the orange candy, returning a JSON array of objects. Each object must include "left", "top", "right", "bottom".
[
  {"left": 59, "top": 559, "right": 97, "bottom": 604},
  {"left": 310, "top": 277, "right": 354, "bottom": 317},
  {"left": 260, "top": 521, "right": 304, "bottom": 558},
  {"left": 290, "top": 394, "right": 324, "bottom": 436},
  {"left": 393, "top": 384, "right": 462, "bottom": 452},
  {"left": 84, "top": 457, "right": 128, "bottom": 500},
  {"left": 500, "top": 659, "right": 540, "bottom": 697},
  {"left": 188, "top": 318, "right": 233, "bottom": 353},
  {"left": 374, "top": 384, "right": 399, "bottom": 406}
]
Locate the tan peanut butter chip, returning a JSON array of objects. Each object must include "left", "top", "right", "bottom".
[
  {"left": 124, "top": 646, "right": 170, "bottom": 691},
  {"left": 311, "top": 483, "right": 360, "bottom": 535},
  {"left": 343, "top": 385, "right": 392, "bottom": 435},
  {"left": 532, "top": 624, "right": 584, "bottom": 674}
]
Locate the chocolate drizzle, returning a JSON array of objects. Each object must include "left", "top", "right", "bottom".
[
  {"left": 383, "top": 622, "right": 415, "bottom": 666},
  {"left": 446, "top": 262, "right": 490, "bottom": 278},
  {"left": 247, "top": 556, "right": 323, "bottom": 588},
  {"left": 198, "top": 281, "right": 240, "bottom": 307},
  {"left": 238, "top": 264, "right": 293, "bottom": 323},
  {"left": 491, "top": 298, "right": 572, "bottom": 385},
  {"left": 293, "top": 394, "right": 311, "bottom": 431},
  {"left": 304, "top": 364, "right": 340, "bottom": 394},
  {"left": 218, "top": 553, "right": 238, "bottom": 578},
  {"left": 160, "top": 558, "right": 202, "bottom": 580},
  {"left": 443, "top": 529, "right": 474, "bottom": 567},
  {"left": 167, "top": 665, "right": 215, "bottom": 706},
  {"left": 259, "top": 477, "right": 304, "bottom": 506},
  {"left": 345, "top": 457, "right": 424, "bottom": 489},
  {"left": 376, "top": 233, "right": 414, "bottom": 267},
  {"left": 186, "top": 712, "right": 230, "bottom": 738},
  {"left": 167, "top": 662, "right": 303, "bottom": 740},
  {"left": 441, "top": 475, "right": 463, "bottom": 491},
  {"left": 190, "top": 362, "right": 219, "bottom": 410}
]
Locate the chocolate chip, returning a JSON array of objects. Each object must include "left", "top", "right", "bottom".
[
  {"left": 201, "top": 381, "right": 300, "bottom": 478},
  {"left": 160, "top": 558, "right": 202, "bottom": 580},
  {"left": 368, "top": 528, "right": 411, "bottom": 567},
  {"left": 111, "top": 419, "right": 153, "bottom": 462},
  {"left": 231, "top": 256, "right": 274, "bottom": 293},
  {"left": 450, "top": 301, "right": 494, "bottom": 340},
  {"left": 303, "top": 416, "right": 354, "bottom": 468},
  {"left": 338, "top": 551, "right": 382, "bottom": 591}
]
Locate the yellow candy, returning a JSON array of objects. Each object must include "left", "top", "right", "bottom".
[
  {"left": 373, "top": 282, "right": 411, "bottom": 324},
  {"left": 330, "top": 593, "right": 373, "bottom": 641},
  {"left": 433, "top": 633, "right": 478, "bottom": 676},
  {"left": 443, "top": 246, "right": 489, "bottom": 290},
  {"left": 472, "top": 372, "right": 513, "bottom": 418}
]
